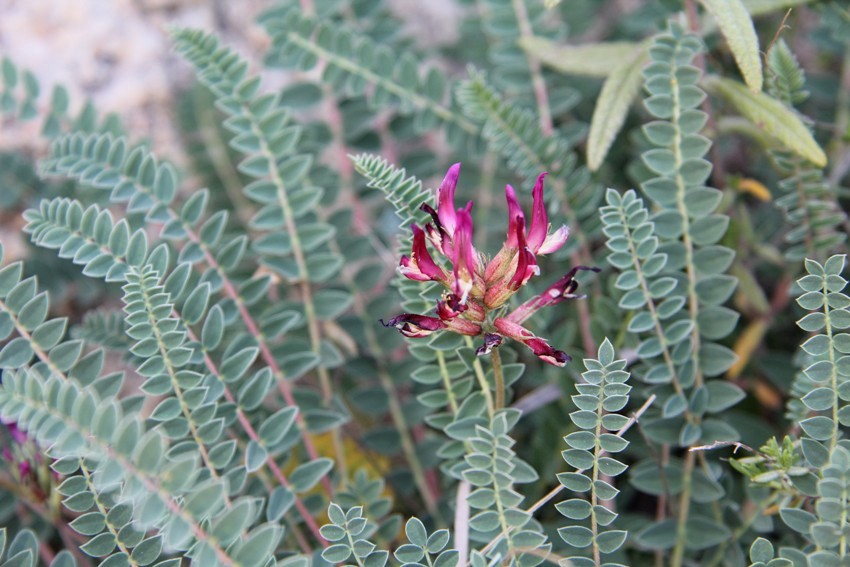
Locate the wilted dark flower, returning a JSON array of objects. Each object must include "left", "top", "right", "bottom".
[{"left": 383, "top": 164, "right": 598, "bottom": 366}]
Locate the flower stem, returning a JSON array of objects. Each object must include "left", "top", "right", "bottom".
[
  {"left": 437, "top": 351, "right": 460, "bottom": 414},
  {"left": 466, "top": 337, "right": 495, "bottom": 420},
  {"left": 670, "top": 449, "right": 695, "bottom": 567},
  {"left": 492, "top": 348, "right": 506, "bottom": 410},
  {"left": 378, "top": 366, "right": 443, "bottom": 522}
]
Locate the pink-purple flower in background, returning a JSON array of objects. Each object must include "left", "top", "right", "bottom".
[
  {"left": 2, "top": 420, "right": 32, "bottom": 478},
  {"left": 382, "top": 163, "right": 597, "bottom": 367}
]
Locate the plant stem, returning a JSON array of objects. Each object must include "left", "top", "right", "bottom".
[
  {"left": 286, "top": 34, "right": 478, "bottom": 134},
  {"left": 510, "top": 0, "right": 553, "bottom": 135},
  {"left": 829, "top": 43, "right": 850, "bottom": 184},
  {"left": 590, "top": 381, "right": 604, "bottom": 566},
  {"left": 189, "top": 326, "right": 325, "bottom": 548},
  {"left": 684, "top": 0, "right": 726, "bottom": 188},
  {"left": 670, "top": 449, "right": 695, "bottom": 567},
  {"left": 437, "top": 351, "right": 460, "bottom": 414},
  {"left": 81, "top": 465, "right": 143, "bottom": 566},
  {"left": 252, "top": 112, "right": 349, "bottom": 487},
  {"left": 824, "top": 277, "right": 840, "bottom": 455},
  {"left": 703, "top": 493, "right": 779, "bottom": 567},
  {"left": 345, "top": 528, "right": 368, "bottom": 567},
  {"left": 466, "top": 336, "right": 496, "bottom": 420},
  {"left": 2, "top": 314, "right": 243, "bottom": 564},
  {"left": 330, "top": 216, "right": 442, "bottom": 519},
  {"left": 377, "top": 366, "right": 442, "bottom": 522},
  {"left": 475, "top": 394, "right": 656, "bottom": 562},
  {"left": 54, "top": 148, "right": 335, "bottom": 497},
  {"left": 183, "top": 229, "right": 333, "bottom": 496},
  {"left": 137, "top": 281, "right": 222, "bottom": 493},
  {"left": 191, "top": 86, "right": 252, "bottom": 226},
  {"left": 491, "top": 439, "right": 517, "bottom": 561},
  {"left": 669, "top": 11, "right": 707, "bottom": 561},
  {"left": 492, "top": 347, "right": 506, "bottom": 410},
  {"left": 1, "top": 475, "right": 91, "bottom": 567},
  {"left": 454, "top": 480, "right": 471, "bottom": 564}
]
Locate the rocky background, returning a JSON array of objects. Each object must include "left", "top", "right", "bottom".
[
  {"left": 2, "top": 0, "right": 288, "bottom": 158},
  {"left": 0, "top": 0, "right": 460, "bottom": 156},
  {"left": 0, "top": 0, "right": 460, "bottom": 263}
]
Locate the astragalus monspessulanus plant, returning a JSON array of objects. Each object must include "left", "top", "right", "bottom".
[{"left": 0, "top": 0, "right": 848, "bottom": 565}]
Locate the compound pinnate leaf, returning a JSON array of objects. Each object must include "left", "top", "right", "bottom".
[
  {"left": 703, "top": 75, "right": 826, "bottom": 166},
  {"left": 699, "top": 0, "right": 762, "bottom": 92},
  {"left": 587, "top": 50, "right": 648, "bottom": 171}
]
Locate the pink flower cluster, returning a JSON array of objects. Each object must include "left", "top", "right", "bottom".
[
  {"left": 382, "top": 164, "right": 597, "bottom": 367},
  {"left": 2, "top": 422, "right": 31, "bottom": 478}
]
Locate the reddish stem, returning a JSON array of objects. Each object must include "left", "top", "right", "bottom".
[
  {"left": 196, "top": 341, "right": 327, "bottom": 548},
  {"left": 186, "top": 222, "right": 335, "bottom": 497}
]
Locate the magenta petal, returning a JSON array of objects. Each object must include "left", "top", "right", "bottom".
[
  {"left": 412, "top": 224, "right": 444, "bottom": 280},
  {"left": 443, "top": 317, "right": 483, "bottom": 336},
  {"left": 381, "top": 314, "right": 446, "bottom": 338},
  {"left": 504, "top": 184, "right": 525, "bottom": 250},
  {"left": 537, "top": 225, "right": 569, "bottom": 255},
  {"left": 421, "top": 203, "right": 453, "bottom": 257},
  {"left": 399, "top": 258, "right": 429, "bottom": 282},
  {"left": 399, "top": 225, "right": 445, "bottom": 282},
  {"left": 493, "top": 318, "right": 570, "bottom": 367},
  {"left": 437, "top": 163, "right": 461, "bottom": 236},
  {"left": 510, "top": 248, "right": 538, "bottom": 290},
  {"left": 509, "top": 217, "right": 538, "bottom": 290},
  {"left": 494, "top": 317, "right": 530, "bottom": 341},
  {"left": 436, "top": 294, "right": 468, "bottom": 320},
  {"left": 4, "top": 423, "right": 26, "bottom": 444},
  {"left": 527, "top": 172, "right": 549, "bottom": 252},
  {"left": 452, "top": 207, "right": 476, "bottom": 303},
  {"left": 505, "top": 265, "right": 601, "bottom": 324},
  {"left": 526, "top": 338, "right": 571, "bottom": 367}
]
